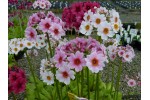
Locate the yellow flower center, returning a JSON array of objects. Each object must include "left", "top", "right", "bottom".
[
  {"left": 27, "top": 42, "right": 31, "bottom": 46},
  {"left": 96, "top": 18, "right": 101, "bottom": 24},
  {"left": 85, "top": 25, "right": 90, "bottom": 31},
  {"left": 103, "top": 28, "right": 109, "bottom": 35},
  {"left": 47, "top": 76, "right": 51, "bottom": 80},
  {"left": 114, "top": 24, "right": 119, "bottom": 30},
  {"left": 115, "top": 17, "right": 118, "bottom": 23},
  {"left": 87, "top": 15, "right": 90, "bottom": 21},
  {"left": 14, "top": 48, "right": 18, "bottom": 52},
  {"left": 20, "top": 44, "right": 23, "bottom": 47}
]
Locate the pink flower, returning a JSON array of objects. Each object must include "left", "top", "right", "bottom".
[
  {"left": 8, "top": 85, "right": 13, "bottom": 94},
  {"left": 28, "top": 13, "right": 40, "bottom": 26},
  {"left": 39, "top": 18, "right": 52, "bottom": 33},
  {"left": 118, "top": 50, "right": 125, "bottom": 57},
  {"left": 56, "top": 66, "right": 75, "bottom": 85},
  {"left": 71, "top": 2, "right": 83, "bottom": 14},
  {"left": 13, "top": 78, "right": 26, "bottom": 94},
  {"left": 47, "top": 11, "right": 55, "bottom": 19},
  {"left": 9, "top": 71, "right": 20, "bottom": 83},
  {"left": 83, "top": 2, "right": 94, "bottom": 12},
  {"left": 25, "top": 27, "right": 37, "bottom": 41},
  {"left": 127, "top": 79, "right": 136, "bottom": 87},
  {"left": 85, "top": 51, "right": 105, "bottom": 73},
  {"left": 54, "top": 51, "right": 67, "bottom": 68},
  {"left": 109, "top": 53, "right": 116, "bottom": 61},
  {"left": 68, "top": 51, "right": 85, "bottom": 72},
  {"left": 123, "top": 51, "right": 133, "bottom": 62},
  {"left": 49, "top": 23, "right": 65, "bottom": 40}
]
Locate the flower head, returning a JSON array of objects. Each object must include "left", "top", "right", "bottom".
[
  {"left": 25, "top": 27, "right": 37, "bottom": 41},
  {"left": 41, "top": 70, "right": 54, "bottom": 85},
  {"left": 54, "top": 51, "right": 67, "bottom": 68},
  {"left": 91, "top": 14, "right": 106, "bottom": 28},
  {"left": 79, "top": 21, "right": 93, "bottom": 35},
  {"left": 127, "top": 79, "right": 136, "bottom": 87},
  {"left": 39, "top": 18, "right": 51, "bottom": 33},
  {"left": 85, "top": 51, "right": 105, "bottom": 73},
  {"left": 49, "top": 23, "right": 65, "bottom": 40},
  {"left": 68, "top": 51, "right": 85, "bottom": 72},
  {"left": 56, "top": 66, "right": 75, "bottom": 85},
  {"left": 97, "top": 22, "right": 114, "bottom": 40}
]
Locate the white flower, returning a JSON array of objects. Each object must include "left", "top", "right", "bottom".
[
  {"left": 110, "top": 9, "right": 120, "bottom": 23},
  {"left": 24, "top": 40, "right": 34, "bottom": 49},
  {"left": 112, "top": 22, "right": 120, "bottom": 33},
  {"left": 41, "top": 71, "right": 54, "bottom": 85},
  {"left": 33, "top": 49, "right": 38, "bottom": 56},
  {"left": 83, "top": 10, "right": 93, "bottom": 22},
  {"left": 56, "top": 66, "right": 75, "bottom": 85},
  {"left": 96, "top": 7, "right": 108, "bottom": 14},
  {"left": 11, "top": 46, "right": 20, "bottom": 55},
  {"left": 97, "top": 22, "right": 114, "bottom": 40},
  {"left": 91, "top": 14, "right": 106, "bottom": 28},
  {"left": 79, "top": 21, "right": 93, "bottom": 36},
  {"left": 17, "top": 41, "right": 25, "bottom": 51}
]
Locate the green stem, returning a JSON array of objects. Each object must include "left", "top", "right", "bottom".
[
  {"left": 111, "top": 62, "right": 115, "bottom": 93},
  {"left": 26, "top": 52, "right": 41, "bottom": 100},
  {"left": 94, "top": 74, "right": 97, "bottom": 100},
  {"left": 56, "top": 80, "right": 61, "bottom": 100},
  {"left": 45, "top": 50, "right": 49, "bottom": 59},
  {"left": 46, "top": 33, "right": 53, "bottom": 57},
  {"left": 81, "top": 69, "right": 84, "bottom": 97},
  {"left": 50, "top": 87, "right": 54, "bottom": 100},
  {"left": 87, "top": 68, "right": 90, "bottom": 99},
  {"left": 106, "top": 63, "right": 110, "bottom": 82},
  {"left": 77, "top": 73, "right": 80, "bottom": 96},
  {"left": 97, "top": 73, "right": 100, "bottom": 100},
  {"left": 115, "top": 61, "right": 122, "bottom": 100},
  {"left": 12, "top": 93, "right": 16, "bottom": 100}
]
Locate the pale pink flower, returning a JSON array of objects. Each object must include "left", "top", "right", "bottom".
[
  {"left": 85, "top": 51, "right": 105, "bottom": 73},
  {"left": 39, "top": 18, "right": 51, "bottom": 33},
  {"left": 25, "top": 27, "right": 37, "bottom": 41},
  {"left": 123, "top": 51, "right": 133, "bottom": 62},
  {"left": 118, "top": 50, "right": 125, "bottom": 57},
  {"left": 49, "top": 23, "right": 65, "bottom": 40},
  {"left": 56, "top": 66, "right": 75, "bottom": 85},
  {"left": 68, "top": 51, "right": 85, "bottom": 72},
  {"left": 109, "top": 53, "right": 116, "bottom": 61},
  {"left": 54, "top": 51, "right": 67, "bottom": 68},
  {"left": 127, "top": 79, "right": 136, "bottom": 87}
]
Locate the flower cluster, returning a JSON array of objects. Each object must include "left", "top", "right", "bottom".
[
  {"left": 79, "top": 6, "right": 123, "bottom": 40},
  {"left": 62, "top": 2, "right": 100, "bottom": 31},
  {"left": 40, "top": 58, "right": 75, "bottom": 85},
  {"left": 125, "top": 73, "right": 141, "bottom": 87},
  {"left": 107, "top": 44, "right": 135, "bottom": 62},
  {"left": 32, "top": 0, "right": 52, "bottom": 10},
  {"left": 27, "top": 11, "right": 65, "bottom": 40},
  {"left": 54, "top": 37, "right": 108, "bottom": 73},
  {"left": 8, "top": 34, "right": 46, "bottom": 55},
  {"left": 8, "top": 67, "right": 26, "bottom": 94}
]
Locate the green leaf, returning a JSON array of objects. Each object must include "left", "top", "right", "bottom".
[{"left": 41, "top": 88, "right": 51, "bottom": 99}]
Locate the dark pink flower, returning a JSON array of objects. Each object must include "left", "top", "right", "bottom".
[{"left": 13, "top": 79, "right": 26, "bottom": 94}]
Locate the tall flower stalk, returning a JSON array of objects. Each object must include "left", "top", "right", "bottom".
[
  {"left": 26, "top": 52, "right": 41, "bottom": 100},
  {"left": 114, "top": 60, "right": 122, "bottom": 100},
  {"left": 87, "top": 67, "right": 90, "bottom": 99}
]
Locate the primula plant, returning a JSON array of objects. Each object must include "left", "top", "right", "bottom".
[{"left": 8, "top": 1, "right": 139, "bottom": 100}]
